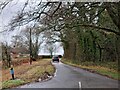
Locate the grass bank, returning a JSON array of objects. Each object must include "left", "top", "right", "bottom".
[
  {"left": 2, "top": 59, "right": 55, "bottom": 89},
  {"left": 62, "top": 59, "right": 119, "bottom": 80}
]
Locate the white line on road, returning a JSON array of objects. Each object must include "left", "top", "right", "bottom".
[
  {"left": 79, "top": 81, "right": 82, "bottom": 90},
  {"left": 54, "top": 69, "right": 57, "bottom": 77}
]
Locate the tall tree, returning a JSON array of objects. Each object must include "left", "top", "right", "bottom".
[
  {"left": 7, "top": 1, "right": 120, "bottom": 65},
  {"left": 2, "top": 42, "right": 11, "bottom": 68}
]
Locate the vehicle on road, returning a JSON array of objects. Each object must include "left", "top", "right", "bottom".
[{"left": 52, "top": 56, "right": 59, "bottom": 62}]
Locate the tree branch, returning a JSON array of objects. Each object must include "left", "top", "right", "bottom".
[
  {"left": 67, "top": 24, "right": 120, "bottom": 36},
  {"left": 51, "top": 2, "right": 62, "bottom": 16}
]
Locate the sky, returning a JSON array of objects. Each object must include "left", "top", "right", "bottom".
[
  {"left": 0, "top": 0, "right": 64, "bottom": 55},
  {"left": 0, "top": 0, "right": 117, "bottom": 32}
]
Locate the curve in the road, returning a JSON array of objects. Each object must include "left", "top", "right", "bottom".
[{"left": 18, "top": 62, "right": 118, "bottom": 88}]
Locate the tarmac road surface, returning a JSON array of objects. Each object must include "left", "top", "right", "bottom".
[{"left": 19, "top": 62, "right": 119, "bottom": 89}]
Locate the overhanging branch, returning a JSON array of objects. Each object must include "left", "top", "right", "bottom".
[{"left": 67, "top": 24, "right": 120, "bottom": 36}]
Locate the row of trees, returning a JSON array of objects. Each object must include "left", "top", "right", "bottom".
[
  {"left": 1, "top": 25, "right": 59, "bottom": 67},
  {"left": 1, "top": 1, "right": 120, "bottom": 66},
  {"left": 35, "top": 2, "right": 119, "bottom": 63},
  {"left": 1, "top": 25, "right": 44, "bottom": 66}
]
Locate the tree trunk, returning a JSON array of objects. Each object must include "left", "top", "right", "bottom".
[
  {"left": 93, "top": 40, "right": 96, "bottom": 62},
  {"left": 73, "top": 43, "right": 76, "bottom": 60},
  {"left": 29, "top": 28, "right": 32, "bottom": 65}
]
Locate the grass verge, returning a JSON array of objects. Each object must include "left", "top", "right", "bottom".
[
  {"left": 2, "top": 79, "right": 25, "bottom": 89},
  {"left": 62, "top": 59, "right": 119, "bottom": 80},
  {"left": 2, "top": 59, "right": 55, "bottom": 89}
]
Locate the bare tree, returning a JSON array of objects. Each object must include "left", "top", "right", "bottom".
[
  {"left": 11, "top": 35, "right": 24, "bottom": 47},
  {"left": 45, "top": 42, "right": 57, "bottom": 57},
  {"left": 2, "top": 1, "right": 120, "bottom": 65},
  {"left": 1, "top": 42, "right": 11, "bottom": 68},
  {"left": 0, "top": 0, "right": 13, "bottom": 14},
  {"left": 20, "top": 26, "right": 44, "bottom": 64}
]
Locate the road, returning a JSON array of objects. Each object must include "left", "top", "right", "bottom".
[{"left": 19, "top": 62, "right": 118, "bottom": 88}]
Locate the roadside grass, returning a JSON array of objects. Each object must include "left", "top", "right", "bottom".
[
  {"left": 2, "top": 79, "right": 25, "bottom": 89},
  {"left": 2, "top": 58, "right": 55, "bottom": 89},
  {"left": 62, "top": 59, "right": 119, "bottom": 80}
]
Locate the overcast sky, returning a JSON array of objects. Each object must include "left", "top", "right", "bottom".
[
  {"left": 0, "top": 0, "right": 29, "bottom": 42},
  {"left": 0, "top": 0, "right": 64, "bottom": 55}
]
